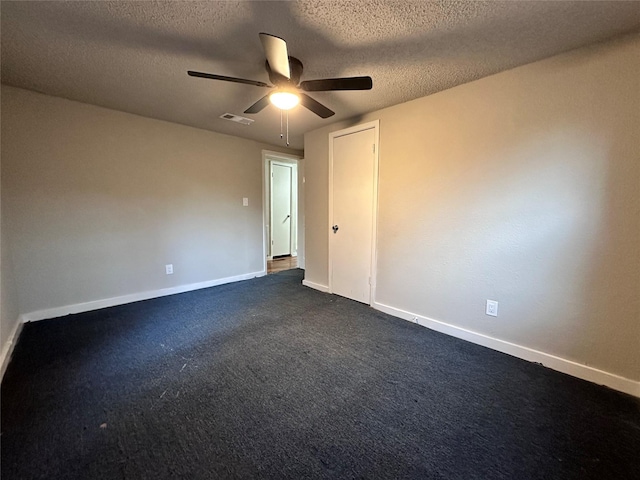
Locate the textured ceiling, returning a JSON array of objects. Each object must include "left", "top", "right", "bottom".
[{"left": 2, "top": 1, "right": 639, "bottom": 150}]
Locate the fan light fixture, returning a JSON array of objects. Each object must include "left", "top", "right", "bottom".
[
  {"left": 270, "top": 91, "right": 299, "bottom": 110},
  {"left": 188, "top": 33, "right": 373, "bottom": 145}
]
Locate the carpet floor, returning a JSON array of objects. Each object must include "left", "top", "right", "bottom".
[{"left": 1, "top": 269, "right": 639, "bottom": 479}]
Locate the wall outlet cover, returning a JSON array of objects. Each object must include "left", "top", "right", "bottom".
[{"left": 486, "top": 299, "right": 498, "bottom": 317}]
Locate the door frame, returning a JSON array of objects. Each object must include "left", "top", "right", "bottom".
[
  {"left": 262, "top": 150, "right": 302, "bottom": 274},
  {"left": 270, "top": 161, "right": 294, "bottom": 258},
  {"left": 328, "top": 120, "right": 380, "bottom": 304}
]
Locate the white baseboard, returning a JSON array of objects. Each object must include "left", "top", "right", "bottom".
[
  {"left": 373, "top": 300, "right": 640, "bottom": 398},
  {"left": 1, "top": 319, "right": 24, "bottom": 380},
  {"left": 20, "top": 270, "right": 267, "bottom": 323},
  {"left": 302, "top": 279, "right": 329, "bottom": 293}
]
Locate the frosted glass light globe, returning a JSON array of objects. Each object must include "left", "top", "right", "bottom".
[{"left": 270, "top": 91, "right": 300, "bottom": 110}]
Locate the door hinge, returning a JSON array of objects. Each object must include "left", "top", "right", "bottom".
[{"left": 372, "top": 144, "right": 375, "bottom": 154}]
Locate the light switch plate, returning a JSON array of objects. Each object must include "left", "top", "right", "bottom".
[{"left": 243, "top": 197, "right": 249, "bottom": 206}]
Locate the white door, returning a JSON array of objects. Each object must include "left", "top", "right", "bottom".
[
  {"left": 271, "top": 163, "right": 292, "bottom": 257},
  {"left": 330, "top": 126, "right": 377, "bottom": 304}
]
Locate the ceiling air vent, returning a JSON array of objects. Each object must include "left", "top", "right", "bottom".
[{"left": 219, "top": 113, "right": 254, "bottom": 126}]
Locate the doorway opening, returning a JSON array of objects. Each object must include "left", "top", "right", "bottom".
[
  {"left": 263, "top": 151, "right": 303, "bottom": 275},
  {"left": 268, "top": 255, "right": 298, "bottom": 274}
]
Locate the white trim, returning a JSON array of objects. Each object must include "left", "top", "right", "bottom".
[
  {"left": 372, "top": 300, "right": 640, "bottom": 398},
  {"left": 302, "top": 279, "right": 330, "bottom": 293},
  {"left": 328, "top": 136, "right": 333, "bottom": 291},
  {"left": 270, "top": 161, "right": 296, "bottom": 258},
  {"left": 370, "top": 125, "right": 380, "bottom": 302},
  {"left": 328, "top": 120, "right": 380, "bottom": 304},
  {"left": 297, "top": 161, "right": 305, "bottom": 270},
  {"left": 20, "top": 270, "right": 266, "bottom": 323},
  {"left": 1, "top": 319, "right": 24, "bottom": 380},
  {"left": 262, "top": 150, "right": 302, "bottom": 267},
  {"left": 261, "top": 150, "right": 302, "bottom": 163}
]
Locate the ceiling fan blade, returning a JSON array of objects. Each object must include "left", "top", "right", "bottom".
[
  {"left": 188, "top": 71, "right": 270, "bottom": 88},
  {"left": 244, "top": 95, "right": 271, "bottom": 114},
  {"left": 299, "top": 93, "right": 335, "bottom": 119},
  {"left": 300, "top": 76, "right": 373, "bottom": 91},
  {"left": 259, "top": 33, "right": 290, "bottom": 79}
]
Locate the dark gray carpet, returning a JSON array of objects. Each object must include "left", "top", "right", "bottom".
[{"left": 2, "top": 269, "right": 639, "bottom": 479}]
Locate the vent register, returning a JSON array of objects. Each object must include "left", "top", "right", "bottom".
[{"left": 219, "top": 113, "right": 254, "bottom": 125}]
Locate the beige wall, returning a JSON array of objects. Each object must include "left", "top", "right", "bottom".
[
  {"left": 1, "top": 154, "right": 21, "bottom": 365},
  {"left": 1, "top": 86, "right": 299, "bottom": 317},
  {"left": 304, "top": 34, "right": 640, "bottom": 381}
]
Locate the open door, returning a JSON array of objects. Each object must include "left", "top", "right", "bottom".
[{"left": 270, "top": 162, "right": 293, "bottom": 257}]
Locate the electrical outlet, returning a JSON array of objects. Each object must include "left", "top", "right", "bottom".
[
  {"left": 486, "top": 300, "right": 498, "bottom": 317},
  {"left": 165, "top": 264, "right": 173, "bottom": 275},
  {"left": 243, "top": 197, "right": 249, "bottom": 206}
]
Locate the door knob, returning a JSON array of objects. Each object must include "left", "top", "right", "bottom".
[{"left": 332, "top": 225, "right": 339, "bottom": 233}]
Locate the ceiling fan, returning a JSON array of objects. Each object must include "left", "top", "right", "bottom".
[{"left": 188, "top": 33, "right": 373, "bottom": 119}]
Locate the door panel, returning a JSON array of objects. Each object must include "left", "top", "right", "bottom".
[
  {"left": 271, "top": 163, "right": 292, "bottom": 257},
  {"left": 331, "top": 128, "right": 376, "bottom": 304}
]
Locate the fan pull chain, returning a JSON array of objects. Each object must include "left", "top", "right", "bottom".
[
  {"left": 280, "top": 110, "right": 283, "bottom": 139},
  {"left": 286, "top": 110, "right": 290, "bottom": 146}
]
